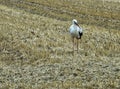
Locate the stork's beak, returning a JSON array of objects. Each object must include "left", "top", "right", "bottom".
[{"left": 74, "top": 22, "right": 79, "bottom": 27}]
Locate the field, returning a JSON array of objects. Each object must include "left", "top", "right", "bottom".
[{"left": 0, "top": 0, "right": 120, "bottom": 89}]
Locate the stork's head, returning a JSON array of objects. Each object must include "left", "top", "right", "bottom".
[{"left": 72, "top": 19, "right": 79, "bottom": 26}]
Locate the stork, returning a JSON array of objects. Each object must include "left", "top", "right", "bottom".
[{"left": 69, "top": 19, "right": 83, "bottom": 52}]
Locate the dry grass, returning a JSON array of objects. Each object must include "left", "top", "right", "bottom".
[
  {"left": 0, "top": 1, "right": 120, "bottom": 89},
  {"left": 0, "top": 0, "right": 120, "bottom": 30}
]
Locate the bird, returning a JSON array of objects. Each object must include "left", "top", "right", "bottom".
[{"left": 69, "top": 19, "right": 83, "bottom": 53}]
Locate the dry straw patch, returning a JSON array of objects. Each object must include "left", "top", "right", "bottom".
[
  {"left": 0, "top": 0, "right": 120, "bottom": 30},
  {"left": 0, "top": 3, "right": 120, "bottom": 89}
]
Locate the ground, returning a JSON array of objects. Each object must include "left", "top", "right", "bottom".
[{"left": 0, "top": 0, "right": 120, "bottom": 89}]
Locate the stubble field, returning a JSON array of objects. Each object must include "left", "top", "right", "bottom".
[{"left": 0, "top": 0, "right": 120, "bottom": 89}]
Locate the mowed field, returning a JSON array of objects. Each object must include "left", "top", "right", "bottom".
[{"left": 0, "top": 0, "right": 120, "bottom": 89}]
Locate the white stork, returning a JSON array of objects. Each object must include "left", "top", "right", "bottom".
[{"left": 69, "top": 19, "right": 83, "bottom": 52}]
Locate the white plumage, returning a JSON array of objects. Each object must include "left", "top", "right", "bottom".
[{"left": 69, "top": 19, "right": 83, "bottom": 52}]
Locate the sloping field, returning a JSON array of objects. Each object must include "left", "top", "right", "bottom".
[
  {"left": 0, "top": 0, "right": 120, "bottom": 30},
  {"left": 0, "top": 0, "right": 120, "bottom": 89},
  {"left": 105, "top": 0, "right": 120, "bottom": 2}
]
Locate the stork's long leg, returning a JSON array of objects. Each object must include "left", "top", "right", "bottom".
[
  {"left": 72, "top": 37, "right": 74, "bottom": 52},
  {"left": 77, "top": 39, "right": 79, "bottom": 52}
]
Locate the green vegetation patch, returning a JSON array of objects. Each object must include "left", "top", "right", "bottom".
[{"left": 0, "top": 0, "right": 120, "bottom": 30}]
